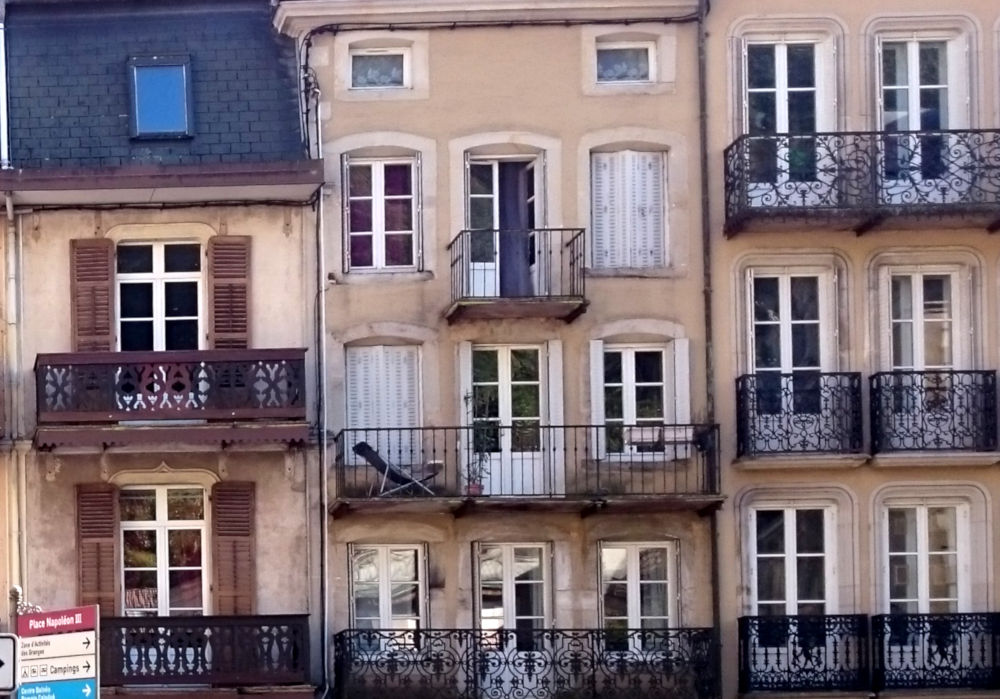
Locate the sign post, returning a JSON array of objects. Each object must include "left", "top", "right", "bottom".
[{"left": 16, "top": 606, "right": 98, "bottom": 699}]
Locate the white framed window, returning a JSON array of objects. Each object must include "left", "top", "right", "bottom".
[
  {"left": 471, "top": 346, "right": 543, "bottom": 454},
  {"left": 350, "top": 47, "right": 411, "bottom": 89},
  {"left": 350, "top": 544, "right": 426, "bottom": 640},
  {"left": 476, "top": 542, "right": 550, "bottom": 648},
  {"left": 116, "top": 241, "right": 202, "bottom": 351},
  {"left": 590, "top": 150, "right": 667, "bottom": 269},
  {"left": 344, "top": 157, "right": 419, "bottom": 272},
  {"left": 596, "top": 41, "right": 654, "bottom": 83},
  {"left": 120, "top": 486, "right": 208, "bottom": 616},
  {"left": 600, "top": 542, "right": 677, "bottom": 650}
]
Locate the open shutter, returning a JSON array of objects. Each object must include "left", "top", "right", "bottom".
[
  {"left": 630, "top": 151, "right": 666, "bottom": 268},
  {"left": 546, "top": 340, "right": 566, "bottom": 494},
  {"left": 208, "top": 236, "right": 251, "bottom": 349},
  {"left": 212, "top": 481, "right": 256, "bottom": 615},
  {"left": 77, "top": 484, "right": 119, "bottom": 615},
  {"left": 589, "top": 340, "right": 607, "bottom": 458},
  {"left": 70, "top": 238, "right": 115, "bottom": 352},
  {"left": 672, "top": 338, "right": 691, "bottom": 424}
]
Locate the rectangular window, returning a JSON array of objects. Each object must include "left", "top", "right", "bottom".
[
  {"left": 120, "top": 486, "right": 207, "bottom": 616},
  {"left": 477, "top": 543, "right": 549, "bottom": 651},
  {"left": 750, "top": 507, "right": 832, "bottom": 616},
  {"left": 603, "top": 347, "right": 667, "bottom": 453},
  {"left": 345, "top": 158, "right": 418, "bottom": 271},
  {"left": 884, "top": 504, "right": 966, "bottom": 613},
  {"left": 350, "top": 48, "right": 410, "bottom": 89},
  {"left": 596, "top": 42, "right": 654, "bottom": 83},
  {"left": 600, "top": 542, "right": 676, "bottom": 650},
  {"left": 116, "top": 241, "right": 201, "bottom": 351},
  {"left": 591, "top": 150, "right": 666, "bottom": 269},
  {"left": 350, "top": 545, "right": 425, "bottom": 648},
  {"left": 128, "top": 56, "right": 193, "bottom": 138}
]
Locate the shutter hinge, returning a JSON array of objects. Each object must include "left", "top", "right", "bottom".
[{"left": 283, "top": 209, "right": 293, "bottom": 238}]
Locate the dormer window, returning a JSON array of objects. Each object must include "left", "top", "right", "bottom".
[{"left": 128, "top": 55, "right": 193, "bottom": 139}]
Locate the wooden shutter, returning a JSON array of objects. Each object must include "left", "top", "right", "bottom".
[
  {"left": 385, "top": 346, "right": 420, "bottom": 429},
  {"left": 630, "top": 151, "right": 666, "bottom": 268},
  {"left": 212, "top": 481, "right": 256, "bottom": 615},
  {"left": 77, "top": 484, "right": 119, "bottom": 616},
  {"left": 589, "top": 340, "right": 607, "bottom": 458},
  {"left": 208, "top": 236, "right": 251, "bottom": 349},
  {"left": 70, "top": 238, "right": 115, "bottom": 352}
]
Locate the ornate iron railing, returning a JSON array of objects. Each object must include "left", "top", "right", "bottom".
[
  {"left": 724, "top": 130, "right": 1000, "bottom": 233},
  {"left": 870, "top": 370, "right": 997, "bottom": 452},
  {"left": 35, "top": 349, "right": 306, "bottom": 424},
  {"left": 872, "top": 613, "right": 1000, "bottom": 691},
  {"left": 735, "top": 372, "right": 863, "bottom": 457},
  {"left": 334, "top": 424, "right": 719, "bottom": 499},
  {"left": 100, "top": 614, "right": 309, "bottom": 686},
  {"left": 738, "top": 615, "right": 869, "bottom": 693},
  {"left": 334, "top": 627, "right": 719, "bottom": 699},
  {"left": 447, "top": 228, "right": 586, "bottom": 304}
]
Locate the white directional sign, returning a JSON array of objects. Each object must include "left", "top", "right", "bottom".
[
  {"left": 20, "top": 655, "right": 96, "bottom": 683},
  {"left": 20, "top": 632, "right": 95, "bottom": 664},
  {"left": 0, "top": 633, "right": 18, "bottom": 692}
]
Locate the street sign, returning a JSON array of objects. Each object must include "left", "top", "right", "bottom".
[
  {"left": 15, "top": 606, "right": 98, "bottom": 699},
  {"left": 20, "top": 656, "right": 95, "bottom": 683},
  {"left": 0, "top": 633, "right": 18, "bottom": 692},
  {"left": 16, "top": 678, "right": 95, "bottom": 699},
  {"left": 20, "top": 633, "right": 94, "bottom": 664},
  {"left": 17, "top": 608, "right": 97, "bottom": 639}
]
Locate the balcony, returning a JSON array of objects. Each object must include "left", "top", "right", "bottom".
[
  {"left": 100, "top": 614, "right": 310, "bottom": 687},
  {"left": 34, "top": 348, "right": 308, "bottom": 448},
  {"left": 870, "top": 370, "right": 997, "bottom": 453},
  {"left": 445, "top": 228, "right": 588, "bottom": 322},
  {"left": 332, "top": 424, "right": 720, "bottom": 513},
  {"left": 872, "top": 613, "right": 1000, "bottom": 691},
  {"left": 738, "top": 614, "right": 870, "bottom": 693},
  {"left": 334, "top": 627, "right": 719, "bottom": 699},
  {"left": 724, "top": 130, "right": 1000, "bottom": 235},
  {"left": 735, "top": 372, "right": 863, "bottom": 458}
]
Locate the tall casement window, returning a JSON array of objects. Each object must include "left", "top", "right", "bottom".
[
  {"left": 590, "top": 150, "right": 666, "bottom": 269},
  {"left": 749, "top": 507, "right": 835, "bottom": 616},
  {"left": 477, "top": 543, "right": 550, "bottom": 650},
  {"left": 600, "top": 542, "right": 677, "bottom": 650},
  {"left": 885, "top": 271, "right": 959, "bottom": 371},
  {"left": 603, "top": 347, "right": 668, "bottom": 453},
  {"left": 883, "top": 504, "right": 967, "bottom": 613},
  {"left": 344, "top": 157, "right": 419, "bottom": 271},
  {"left": 120, "top": 486, "right": 208, "bottom": 616},
  {"left": 77, "top": 482, "right": 256, "bottom": 617},
  {"left": 350, "top": 544, "right": 425, "bottom": 643},
  {"left": 345, "top": 345, "right": 421, "bottom": 460},
  {"left": 70, "top": 236, "right": 251, "bottom": 352}
]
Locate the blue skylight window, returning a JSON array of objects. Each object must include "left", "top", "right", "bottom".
[{"left": 129, "top": 56, "right": 193, "bottom": 138}]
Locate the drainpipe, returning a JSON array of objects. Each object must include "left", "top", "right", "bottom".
[{"left": 0, "top": 0, "right": 10, "bottom": 170}]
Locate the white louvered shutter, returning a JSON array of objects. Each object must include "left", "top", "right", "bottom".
[
  {"left": 589, "top": 340, "right": 607, "bottom": 459},
  {"left": 346, "top": 346, "right": 379, "bottom": 463},
  {"left": 383, "top": 346, "right": 421, "bottom": 462},
  {"left": 591, "top": 152, "right": 625, "bottom": 269},
  {"left": 629, "top": 151, "right": 666, "bottom": 268}
]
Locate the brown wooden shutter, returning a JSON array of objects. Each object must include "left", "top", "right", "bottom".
[
  {"left": 208, "top": 236, "right": 251, "bottom": 349},
  {"left": 70, "top": 238, "right": 115, "bottom": 352},
  {"left": 77, "top": 483, "right": 119, "bottom": 616},
  {"left": 212, "top": 481, "right": 256, "bottom": 615}
]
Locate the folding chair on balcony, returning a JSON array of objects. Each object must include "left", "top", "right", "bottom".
[{"left": 352, "top": 441, "right": 439, "bottom": 497}]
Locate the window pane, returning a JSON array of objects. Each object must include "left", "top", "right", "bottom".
[
  {"left": 755, "top": 325, "right": 781, "bottom": 369},
  {"left": 756, "top": 558, "right": 785, "bottom": 602},
  {"left": 478, "top": 546, "right": 502, "bottom": 582},
  {"left": 787, "top": 44, "right": 815, "bottom": 88},
  {"left": 634, "top": 351, "right": 663, "bottom": 383},
  {"left": 349, "top": 165, "right": 372, "bottom": 197},
  {"left": 928, "top": 507, "right": 957, "bottom": 552},
  {"left": 390, "top": 584, "right": 419, "bottom": 616},
  {"left": 169, "top": 570, "right": 203, "bottom": 608},
  {"left": 167, "top": 530, "right": 202, "bottom": 567},
  {"left": 165, "top": 282, "right": 198, "bottom": 317},
  {"left": 889, "top": 554, "right": 918, "bottom": 600},
  {"left": 390, "top": 549, "right": 417, "bottom": 582},
  {"left": 601, "top": 547, "right": 627, "bottom": 582},
  {"left": 596, "top": 47, "right": 650, "bottom": 82},
  {"left": 602, "top": 582, "right": 627, "bottom": 617},
  {"left": 639, "top": 548, "right": 669, "bottom": 580},
  {"left": 383, "top": 164, "right": 412, "bottom": 195},
  {"left": 929, "top": 555, "right": 957, "bottom": 600},
  {"left": 791, "top": 325, "right": 820, "bottom": 367},
  {"left": 121, "top": 321, "right": 154, "bottom": 351},
  {"left": 469, "top": 164, "right": 494, "bottom": 196},
  {"left": 118, "top": 245, "right": 153, "bottom": 274},
  {"left": 919, "top": 43, "right": 945, "bottom": 85},
  {"left": 790, "top": 277, "right": 819, "bottom": 319},
  {"left": 134, "top": 65, "right": 188, "bottom": 134},
  {"left": 167, "top": 489, "right": 204, "bottom": 520},
  {"left": 604, "top": 351, "right": 622, "bottom": 383},
  {"left": 469, "top": 199, "right": 495, "bottom": 230},
  {"left": 473, "top": 350, "right": 498, "bottom": 382},
  {"left": 640, "top": 582, "right": 669, "bottom": 616},
  {"left": 604, "top": 387, "right": 623, "bottom": 419},
  {"left": 353, "top": 583, "right": 379, "bottom": 618},
  {"left": 748, "top": 93, "right": 776, "bottom": 135},
  {"left": 747, "top": 45, "right": 776, "bottom": 89},
  {"left": 796, "top": 558, "right": 825, "bottom": 600},
  {"left": 164, "top": 244, "right": 200, "bottom": 273},
  {"left": 635, "top": 386, "right": 663, "bottom": 419},
  {"left": 384, "top": 234, "right": 414, "bottom": 266},
  {"left": 349, "top": 200, "right": 372, "bottom": 233},
  {"left": 756, "top": 510, "right": 785, "bottom": 554},
  {"left": 121, "top": 490, "right": 157, "bottom": 521},
  {"left": 383, "top": 199, "right": 413, "bottom": 232},
  {"left": 514, "top": 548, "right": 542, "bottom": 580},
  {"left": 165, "top": 320, "right": 198, "bottom": 351},
  {"left": 510, "top": 385, "right": 540, "bottom": 418},
  {"left": 472, "top": 385, "right": 498, "bottom": 419},
  {"left": 349, "top": 235, "right": 373, "bottom": 267},
  {"left": 123, "top": 530, "right": 157, "bottom": 567},
  {"left": 514, "top": 584, "right": 545, "bottom": 616},
  {"left": 888, "top": 508, "right": 917, "bottom": 552},
  {"left": 352, "top": 548, "right": 378, "bottom": 582},
  {"left": 882, "top": 43, "right": 907, "bottom": 86},
  {"left": 120, "top": 283, "right": 153, "bottom": 318},
  {"left": 510, "top": 349, "right": 539, "bottom": 381},
  {"left": 124, "top": 571, "right": 159, "bottom": 610},
  {"left": 754, "top": 278, "right": 779, "bottom": 321},
  {"left": 796, "top": 510, "right": 825, "bottom": 554},
  {"left": 787, "top": 93, "right": 816, "bottom": 134},
  {"left": 352, "top": 53, "right": 405, "bottom": 88}
]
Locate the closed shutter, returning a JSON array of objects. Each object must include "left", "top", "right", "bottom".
[
  {"left": 384, "top": 346, "right": 420, "bottom": 429},
  {"left": 212, "top": 482, "right": 255, "bottom": 615},
  {"left": 590, "top": 152, "right": 622, "bottom": 269},
  {"left": 345, "top": 347, "right": 379, "bottom": 433},
  {"left": 70, "top": 239, "right": 115, "bottom": 352},
  {"left": 629, "top": 151, "right": 666, "bottom": 268},
  {"left": 77, "top": 484, "right": 119, "bottom": 616},
  {"left": 208, "top": 236, "right": 251, "bottom": 349}
]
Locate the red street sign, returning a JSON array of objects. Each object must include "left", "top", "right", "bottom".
[{"left": 17, "top": 605, "right": 98, "bottom": 638}]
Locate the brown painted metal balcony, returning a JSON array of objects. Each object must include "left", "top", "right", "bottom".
[
  {"left": 34, "top": 349, "right": 307, "bottom": 448},
  {"left": 445, "top": 228, "right": 588, "bottom": 322},
  {"left": 100, "top": 614, "right": 309, "bottom": 686},
  {"left": 724, "top": 130, "right": 1000, "bottom": 235}
]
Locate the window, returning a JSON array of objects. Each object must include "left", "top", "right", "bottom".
[
  {"left": 596, "top": 42, "right": 654, "bottom": 83},
  {"left": 884, "top": 504, "right": 967, "bottom": 613},
  {"left": 128, "top": 56, "right": 193, "bottom": 138},
  {"left": 886, "top": 271, "right": 957, "bottom": 371},
  {"left": 471, "top": 346, "right": 542, "bottom": 455},
  {"left": 591, "top": 150, "right": 666, "bottom": 269},
  {"left": 350, "top": 545, "right": 425, "bottom": 638},
  {"left": 477, "top": 543, "right": 549, "bottom": 650},
  {"left": 600, "top": 543, "right": 676, "bottom": 650},
  {"left": 603, "top": 347, "right": 668, "bottom": 453},
  {"left": 345, "top": 345, "right": 421, "bottom": 460},
  {"left": 344, "top": 158, "right": 418, "bottom": 271},
  {"left": 350, "top": 48, "right": 410, "bottom": 89},
  {"left": 120, "top": 486, "right": 207, "bottom": 617},
  {"left": 116, "top": 241, "right": 201, "bottom": 351},
  {"left": 750, "top": 507, "right": 834, "bottom": 616}
]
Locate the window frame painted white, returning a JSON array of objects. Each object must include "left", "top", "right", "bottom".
[
  {"left": 595, "top": 40, "right": 656, "bottom": 84},
  {"left": 349, "top": 46, "right": 412, "bottom": 90},
  {"left": 599, "top": 541, "right": 678, "bottom": 631},
  {"left": 348, "top": 543, "right": 427, "bottom": 633},
  {"left": 475, "top": 542, "right": 552, "bottom": 633}
]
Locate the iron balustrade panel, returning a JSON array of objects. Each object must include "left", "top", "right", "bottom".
[
  {"left": 724, "top": 130, "right": 1000, "bottom": 232},
  {"left": 737, "top": 615, "right": 869, "bottom": 693},
  {"left": 100, "top": 614, "right": 309, "bottom": 686},
  {"left": 334, "top": 424, "right": 719, "bottom": 499},
  {"left": 447, "top": 228, "right": 586, "bottom": 304},
  {"left": 333, "top": 627, "right": 719, "bottom": 699},
  {"left": 872, "top": 613, "right": 1000, "bottom": 691},
  {"left": 869, "top": 370, "right": 997, "bottom": 452},
  {"left": 35, "top": 349, "right": 307, "bottom": 424},
  {"left": 735, "top": 373, "right": 863, "bottom": 457}
]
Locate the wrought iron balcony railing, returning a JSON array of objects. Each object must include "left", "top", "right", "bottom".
[
  {"left": 334, "top": 627, "right": 719, "bottom": 699},
  {"left": 35, "top": 349, "right": 307, "bottom": 424},
  {"left": 334, "top": 424, "right": 719, "bottom": 500},
  {"left": 724, "top": 130, "right": 1000, "bottom": 234},
  {"left": 735, "top": 372, "right": 863, "bottom": 457},
  {"left": 101, "top": 614, "right": 310, "bottom": 686},
  {"left": 872, "top": 613, "right": 1000, "bottom": 691},
  {"left": 446, "top": 228, "right": 587, "bottom": 321},
  {"left": 870, "top": 370, "right": 997, "bottom": 453},
  {"left": 738, "top": 614, "right": 870, "bottom": 693}
]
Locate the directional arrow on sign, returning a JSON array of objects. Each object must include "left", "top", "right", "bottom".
[{"left": 83, "top": 684, "right": 92, "bottom": 697}]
